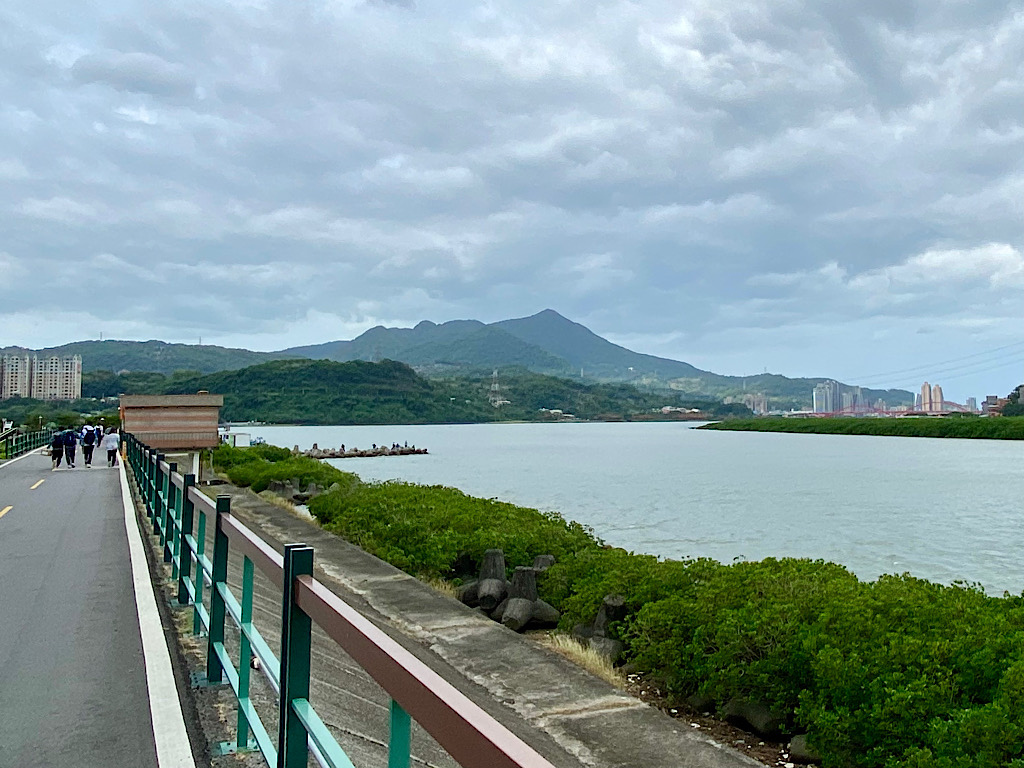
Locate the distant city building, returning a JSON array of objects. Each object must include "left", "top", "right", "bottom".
[
  {"left": 0, "top": 354, "right": 82, "bottom": 401},
  {"left": 966, "top": 397, "right": 977, "bottom": 413},
  {"left": 920, "top": 382, "right": 932, "bottom": 412},
  {"left": 742, "top": 392, "right": 768, "bottom": 415},
  {"left": 812, "top": 379, "right": 841, "bottom": 413},
  {"left": 931, "top": 384, "right": 943, "bottom": 412},
  {"left": 812, "top": 383, "right": 831, "bottom": 413}
]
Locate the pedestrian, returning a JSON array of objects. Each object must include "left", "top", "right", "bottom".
[
  {"left": 101, "top": 428, "right": 120, "bottom": 467},
  {"left": 93, "top": 424, "right": 103, "bottom": 446},
  {"left": 63, "top": 426, "right": 77, "bottom": 468},
  {"left": 80, "top": 423, "right": 96, "bottom": 468},
  {"left": 50, "top": 430, "right": 64, "bottom": 469}
]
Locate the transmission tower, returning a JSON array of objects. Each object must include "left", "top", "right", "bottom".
[{"left": 489, "top": 369, "right": 510, "bottom": 407}]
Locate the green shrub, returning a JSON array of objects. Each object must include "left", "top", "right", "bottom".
[
  {"left": 308, "top": 481, "right": 601, "bottom": 579},
  {"left": 212, "top": 444, "right": 356, "bottom": 494}
]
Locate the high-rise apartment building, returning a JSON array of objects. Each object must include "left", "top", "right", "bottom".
[
  {"left": 920, "top": 382, "right": 932, "bottom": 412},
  {"left": 0, "top": 354, "right": 32, "bottom": 399},
  {"left": 0, "top": 354, "right": 82, "bottom": 401},
  {"left": 931, "top": 384, "right": 943, "bottom": 412},
  {"left": 812, "top": 379, "right": 843, "bottom": 413}
]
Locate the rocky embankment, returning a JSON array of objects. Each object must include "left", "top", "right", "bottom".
[{"left": 300, "top": 442, "right": 428, "bottom": 459}]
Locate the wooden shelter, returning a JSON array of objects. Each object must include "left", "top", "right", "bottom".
[{"left": 119, "top": 393, "right": 224, "bottom": 450}]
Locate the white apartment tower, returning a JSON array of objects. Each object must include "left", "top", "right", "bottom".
[{"left": 0, "top": 354, "right": 82, "bottom": 401}]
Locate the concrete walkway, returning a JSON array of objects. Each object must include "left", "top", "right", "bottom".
[{"left": 0, "top": 452, "right": 193, "bottom": 768}]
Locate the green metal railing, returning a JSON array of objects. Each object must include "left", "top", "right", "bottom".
[
  {"left": 0, "top": 429, "right": 55, "bottom": 462},
  {"left": 124, "top": 433, "right": 557, "bottom": 768}
]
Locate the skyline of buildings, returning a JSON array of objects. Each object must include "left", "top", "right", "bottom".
[{"left": 0, "top": 354, "right": 82, "bottom": 401}]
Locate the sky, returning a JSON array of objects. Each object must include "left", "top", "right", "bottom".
[{"left": 2, "top": 1, "right": 1023, "bottom": 402}]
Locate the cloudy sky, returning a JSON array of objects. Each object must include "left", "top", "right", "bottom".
[{"left": 2, "top": 1, "right": 1023, "bottom": 401}]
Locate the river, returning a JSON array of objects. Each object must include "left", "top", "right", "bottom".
[{"left": 232, "top": 422, "right": 1024, "bottom": 594}]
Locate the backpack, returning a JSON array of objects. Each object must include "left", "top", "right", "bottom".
[
  {"left": 63, "top": 430, "right": 77, "bottom": 447},
  {"left": 82, "top": 430, "right": 95, "bottom": 446},
  {"left": 51, "top": 433, "right": 64, "bottom": 449}
]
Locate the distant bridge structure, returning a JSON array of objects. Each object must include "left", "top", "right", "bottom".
[{"left": 808, "top": 402, "right": 972, "bottom": 417}]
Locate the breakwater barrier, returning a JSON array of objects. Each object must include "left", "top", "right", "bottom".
[{"left": 302, "top": 443, "right": 427, "bottom": 459}]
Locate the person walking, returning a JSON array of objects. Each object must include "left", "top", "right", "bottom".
[
  {"left": 50, "top": 430, "right": 65, "bottom": 469},
  {"left": 80, "top": 424, "right": 96, "bottom": 468},
  {"left": 101, "top": 428, "right": 121, "bottom": 468},
  {"left": 63, "top": 427, "right": 78, "bottom": 468}
]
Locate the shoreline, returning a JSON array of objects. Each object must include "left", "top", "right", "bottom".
[{"left": 698, "top": 415, "right": 1024, "bottom": 440}]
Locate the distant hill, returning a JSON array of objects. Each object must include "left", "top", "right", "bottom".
[
  {"left": 0, "top": 340, "right": 293, "bottom": 374},
  {"left": 162, "top": 359, "right": 493, "bottom": 424},
  {"left": 8, "top": 311, "right": 915, "bottom": 408},
  {"left": 156, "top": 359, "right": 732, "bottom": 424}
]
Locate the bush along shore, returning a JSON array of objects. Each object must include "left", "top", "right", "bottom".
[
  {"left": 213, "top": 443, "right": 1024, "bottom": 768},
  {"left": 699, "top": 415, "right": 1024, "bottom": 440}
]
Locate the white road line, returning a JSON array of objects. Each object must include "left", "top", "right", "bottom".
[{"left": 118, "top": 461, "right": 197, "bottom": 768}]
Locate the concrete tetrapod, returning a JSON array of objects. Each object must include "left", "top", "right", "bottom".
[{"left": 477, "top": 548, "right": 509, "bottom": 611}]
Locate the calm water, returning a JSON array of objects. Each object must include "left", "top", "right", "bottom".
[{"left": 236, "top": 422, "right": 1024, "bottom": 593}]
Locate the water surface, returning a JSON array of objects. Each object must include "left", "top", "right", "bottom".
[{"left": 237, "top": 422, "right": 1024, "bottom": 593}]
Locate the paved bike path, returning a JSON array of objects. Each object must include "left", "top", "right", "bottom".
[{"left": 0, "top": 452, "right": 169, "bottom": 767}]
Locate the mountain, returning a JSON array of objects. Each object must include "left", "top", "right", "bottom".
[
  {"left": 0, "top": 340, "right": 292, "bottom": 374},
  {"left": 284, "top": 319, "right": 573, "bottom": 374},
  {"left": 495, "top": 309, "right": 702, "bottom": 379},
  {"left": 277, "top": 310, "right": 913, "bottom": 408},
  {"left": 6, "top": 311, "right": 914, "bottom": 408}
]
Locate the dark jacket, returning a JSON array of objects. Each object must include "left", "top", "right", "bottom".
[{"left": 62, "top": 430, "right": 77, "bottom": 447}]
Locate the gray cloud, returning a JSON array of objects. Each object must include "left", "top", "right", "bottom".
[
  {"left": 71, "top": 50, "right": 196, "bottom": 97},
  {"left": 1, "top": 0, "right": 1023, "bottom": 399}
]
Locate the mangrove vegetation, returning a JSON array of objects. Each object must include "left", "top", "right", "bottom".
[{"left": 213, "top": 442, "right": 1024, "bottom": 768}]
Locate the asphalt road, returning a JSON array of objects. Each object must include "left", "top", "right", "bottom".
[{"left": 0, "top": 452, "right": 159, "bottom": 768}]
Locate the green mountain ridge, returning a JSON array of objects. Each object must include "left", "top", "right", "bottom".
[
  {"left": 4, "top": 310, "right": 914, "bottom": 408},
  {"left": 156, "top": 359, "right": 735, "bottom": 424},
  {"left": 0, "top": 340, "right": 292, "bottom": 374}
]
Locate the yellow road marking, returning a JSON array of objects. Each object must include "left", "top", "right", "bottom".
[
  {"left": 0, "top": 506, "right": 11, "bottom": 519},
  {"left": 30, "top": 479, "right": 45, "bottom": 490}
]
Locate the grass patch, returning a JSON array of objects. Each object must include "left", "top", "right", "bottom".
[{"left": 538, "top": 634, "right": 624, "bottom": 689}]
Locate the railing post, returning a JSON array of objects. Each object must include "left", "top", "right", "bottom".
[
  {"left": 194, "top": 508, "right": 207, "bottom": 636},
  {"left": 153, "top": 453, "right": 165, "bottom": 537},
  {"left": 237, "top": 556, "right": 255, "bottom": 751},
  {"left": 164, "top": 462, "right": 177, "bottom": 564},
  {"left": 278, "top": 544, "right": 314, "bottom": 768},
  {"left": 146, "top": 449, "right": 156, "bottom": 524},
  {"left": 207, "top": 495, "right": 231, "bottom": 684},
  {"left": 177, "top": 474, "right": 196, "bottom": 606},
  {"left": 388, "top": 700, "right": 412, "bottom": 768}
]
